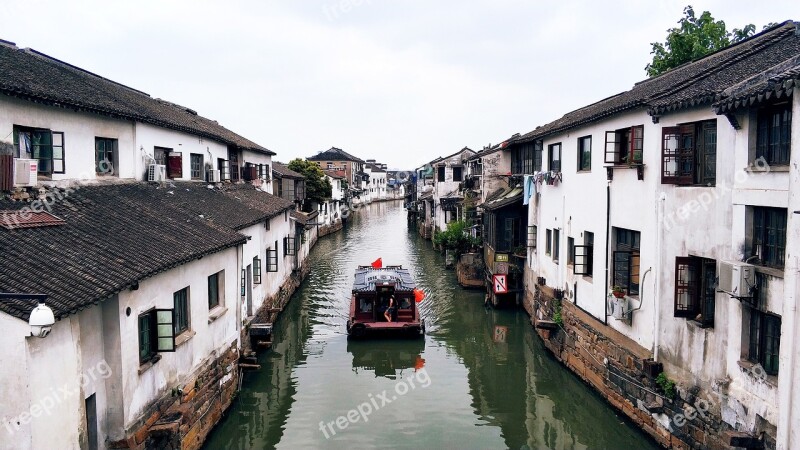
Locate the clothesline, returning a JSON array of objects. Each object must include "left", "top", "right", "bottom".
[{"left": 523, "top": 171, "right": 562, "bottom": 205}]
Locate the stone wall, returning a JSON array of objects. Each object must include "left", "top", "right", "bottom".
[
  {"left": 109, "top": 342, "right": 239, "bottom": 450},
  {"left": 318, "top": 221, "right": 343, "bottom": 238},
  {"left": 524, "top": 280, "right": 749, "bottom": 450}
]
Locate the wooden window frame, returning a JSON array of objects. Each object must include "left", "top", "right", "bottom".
[
  {"left": 173, "top": 288, "right": 190, "bottom": 335},
  {"left": 752, "top": 207, "right": 787, "bottom": 268},
  {"left": 527, "top": 225, "right": 537, "bottom": 249},
  {"left": 661, "top": 121, "right": 716, "bottom": 185},
  {"left": 605, "top": 125, "right": 643, "bottom": 165},
  {"left": 138, "top": 308, "right": 176, "bottom": 365},
  {"left": 253, "top": 257, "right": 262, "bottom": 284},
  {"left": 208, "top": 271, "right": 222, "bottom": 309},
  {"left": 552, "top": 229, "right": 560, "bottom": 263},
  {"left": 548, "top": 143, "right": 562, "bottom": 172},
  {"left": 284, "top": 236, "right": 297, "bottom": 256},
  {"left": 266, "top": 247, "right": 279, "bottom": 272},
  {"left": 756, "top": 103, "right": 792, "bottom": 166},
  {"left": 574, "top": 244, "right": 593, "bottom": 276},
  {"left": 452, "top": 166, "right": 463, "bottom": 182},
  {"left": 545, "top": 229, "right": 552, "bottom": 255},
  {"left": 13, "top": 126, "right": 66, "bottom": 175},
  {"left": 567, "top": 237, "right": 574, "bottom": 266},
  {"left": 748, "top": 308, "right": 781, "bottom": 376},
  {"left": 95, "top": 137, "right": 116, "bottom": 175},
  {"left": 190, "top": 153, "right": 203, "bottom": 180},
  {"left": 613, "top": 227, "right": 641, "bottom": 295},
  {"left": 437, "top": 166, "right": 445, "bottom": 182},
  {"left": 577, "top": 135, "right": 592, "bottom": 172}
]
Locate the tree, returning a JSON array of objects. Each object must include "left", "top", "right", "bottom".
[
  {"left": 645, "top": 5, "right": 756, "bottom": 77},
  {"left": 287, "top": 158, "right": 332, "bottom": 211}
]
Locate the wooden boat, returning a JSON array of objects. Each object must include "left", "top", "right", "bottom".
[{"left": 346, "top": 265, "right": 425, "bottom": 339}]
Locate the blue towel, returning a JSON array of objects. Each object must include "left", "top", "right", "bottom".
[{"left": 523, "top": 174, "right": 534, "bottom": 205}]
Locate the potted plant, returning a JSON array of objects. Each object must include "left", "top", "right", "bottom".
[{"left": 612, "top": 285, "right": 626, "bottom": 298}]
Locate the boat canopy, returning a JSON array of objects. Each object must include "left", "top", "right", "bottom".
[{"left": 352, "top": 266, "right": 416, "bottom": 292}]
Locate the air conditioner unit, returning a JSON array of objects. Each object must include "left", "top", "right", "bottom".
[
  {"left": 14, "top": 158, "right": 38, "bottom": 187},
  {"left": 147, "top": 164, "right": 166, "bottom": 182},
  {"left": 207, "top": 169, "right": 221, "bottom": 183},
  {"left": 718, "top": 261, "right": 756, "bottom": 298}
]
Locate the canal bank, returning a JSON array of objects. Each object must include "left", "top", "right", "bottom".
[{"left": 203, "top": 201, "right": 657, "bottom": 449}]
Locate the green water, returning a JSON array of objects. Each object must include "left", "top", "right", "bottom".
[{"left": 202, "top": 201, "right": 657, "bottom": 449}]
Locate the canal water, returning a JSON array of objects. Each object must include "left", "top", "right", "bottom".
[{"left": 203, "top": 201, "right": 658, "bottom": 449}]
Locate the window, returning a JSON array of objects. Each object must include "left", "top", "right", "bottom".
[
  {"left": 453, "top": 166, "right": 463, "bottom": 182},
  {"left": 756, "top": 103, "right": 791, "bottom": 165},
  {"left": 284, "top": 235, "right": 296, "bottom": 256},
  {"left": 545, "top": 229, "right": 552, "bottom": 255},
  {"left": 437, "top": 166, "right": 445, "bottom": 182},
  {"left": 747, "top": 309, "right": 781, "bottom": 376},
  {"left": 527, "top": 225, "right": 537, "bottom": 249},
  {"left": 605, "top": 125, "right": 643, "bottom": 165},
  {"left": 752, "top": 207, "right": 787, "bottom": 268},
  {"left": 613, "top": 228, "right": 640, "bottom": 295},
  {"left": 13, "top": 126, "right": 65, "bottom": 175},
  {"left": 208, "top": 271, "right": 223, "bottom": 309},
  {"left": 567, "top": 237, "right": 574, "bottom": 265},
  {"left": 553, "top": 229, "right": 560, "bottom": 263},
  {"left": 253, "top": 257, "right": 262, "bottom": 284},
  {"left": 138, "top": 309, "right": 176, "bottom": 364},
  {"left": 661, "top": 120, "right": 717, "bottom": 185},
  {"left": 511, "top": 140, "right": 542, "bottom": 174},
  {"left": 501, "top": 218, "right": 520, "bottom": 252},
  {"left": 173, "top": 288, "right": 190, "bottom": 335},
  {"left": 157, "top": 148, "right": 182, "bottom": 179},
  {"left": 574, "top": 232, "right": 594, "bottom": 277},
  {"left": 190, "top": 154, "right": 203, "bottom": 180},
  {"left": 673, "top": 256, "right": 716, "bottom": 327},
  {"left": 548, "top": 143, "right": 561, "bottom": 172},
  {"left": 266, "top": 247, "right": 279, "bottom": 272},
  {"left": 577, "top": 136, "right": 592, "bottom": 171},
  {"left": 217, "top": 158, "right": 230, "bottom": 181},
  {"left": 95, "top": 137, "right": 116, "bottom": 175}
]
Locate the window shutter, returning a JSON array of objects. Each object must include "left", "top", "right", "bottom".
[
  {"left": 155, "top": 309, "right": 176, "bottom": 352},
  {"left": 527, "top": 225, "right": 537, "bottom": 249},
  {"left": 674, "top": 257, "right": 699, "bottom": 318},
  {"left": 630, "top": 126, "right": 644, "bottom": 164},
  {"left": 240, "top": 269, "right": 245, "bottom": 296},
  {"left": 661, "top": 127, "right": 681, "bottom": 184},
  {"left": 167, "top": 152, "right": 183, "bottom": 178},
  {"left": 612, "top": 251, "right": 632, "bottom": 292},
  {"left": 574, "top": 245, "right": 592, "bottom": 276},
  {"left": 604, "top": 130, "right": 619, "bottom": 164},
  {"left": 253, "top": 257, "right": 262, "bottom": 284},
  {"left": 52, "top": 132, "right": 65, "bottom": 174},
  {"left": 676, "top": 125, "right": 695, "bottom": 185},
  {"left": 266, "top": 248, "right": 278, "bottom": 272}
]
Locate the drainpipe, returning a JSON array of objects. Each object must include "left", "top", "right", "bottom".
[
  {"left": 654, "top": 192, "right": 667, "bottom": 362},
  {"left": 604, "top": 181, "right": 610, "bottom": 326}
]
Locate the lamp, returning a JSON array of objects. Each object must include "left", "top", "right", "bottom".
[{"left": 0, "top": 293, "right": 55, "bottom": 338}]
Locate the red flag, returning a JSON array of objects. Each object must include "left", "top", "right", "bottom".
[
  {"left": 414, "top": 355, "right": 426, "bottom": 370},
  {"left": 414, "top": 288, "right": 425, "bottom": 303},
  {"left": 371, "top": 257, "right": 382, "bottom": 269}
]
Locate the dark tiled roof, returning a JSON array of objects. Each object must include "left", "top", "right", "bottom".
[
  {"left": 307, "top": 147, "right": 365, "bottom": 163},
  {"left": 478, "top": 187, "right": 523, "bottom": 211},
  {"left": 272, "top": 162, "right": 304, "bottom": 179},
  {"left": 324, "top": 170, "right": 345, "bottom": 179},
  {"left": 0, "top": 183, "right": 247, "bottom": 322},
  {"left": 714, "top": 57, "right": 800, "bottom": 114},
  {"left": 0, "top": 42, "right": 274, "bottom": 155},
  {"left": 514, "top": 21, "right": 800, "bottom": 144}
]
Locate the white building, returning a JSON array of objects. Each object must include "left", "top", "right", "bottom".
[{"left": 431, "top": 147, "right": 475, "bottom": 232}]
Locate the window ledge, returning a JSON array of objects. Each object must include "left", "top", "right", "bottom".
[
  {"left": 175, "top": 330, "right": 195, "bottom": 347},
  {"left": 208, "top": 306, "right": 228, "bottom": 323},
  {"left": 745, "top": 164, "right": 789, "bottom": 173},
  {"left": 753, "top": 265, "right": 784, "bottom": 278},
  {"left": 737, "top": 360, "right": 778, "bottom": 387},
  {"left": 138, "top": 354, "right": 162, "bottom": 375}
]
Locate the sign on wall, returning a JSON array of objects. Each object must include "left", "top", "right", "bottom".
[
  {"left": 493, "top": 274, "right": 508, "bottom": 294},
  {"left": 495, "top": 253, "right": 509, "bottom": 262},
  {"left": 495, "top": 262, "right": 508, "bottom": 275}
]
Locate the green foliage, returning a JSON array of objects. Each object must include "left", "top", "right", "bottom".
[
  {"left": 552, "top": 298, "right": 563, "bottom": 327},
  {"left": 646, "top": 5, "right": 756, "bottom": 77},
  {"left": 432, "top": 220, "right": 481, "bottom": 253},
  {"left": 655, "top": 372, "right": 677, "bottom": 400},
  {"left": 287, "top": 158, "right": 332, "bottom": 207}
]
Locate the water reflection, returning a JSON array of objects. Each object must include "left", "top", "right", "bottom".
[{"left": 203, "top": 201, "right": 656, "bottom": 450}]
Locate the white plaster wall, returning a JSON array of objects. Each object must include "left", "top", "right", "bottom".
[
  {"left": 480, "top": 150, "right": 511, "bottom": 203},
  {"left": 240, "top": 211, "right": 294, "bottom": 319},
  {"left": 0, "top": 96, "right": 135, "bottom": 182},
  {"left": 0, "top": 312, "right": 34, "bottom": 450},
  {"left": 116, "top": 247, "right": 240, "bottom": 430},
  {"left": 242, "top": 149, "right": 273, "bottom": 195},
  {"left": 134, "top": 122, "right": 229, "bottom": 182}
]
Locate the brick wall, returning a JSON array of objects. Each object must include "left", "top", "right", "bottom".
[{"left": 524, "top": 279, "right": 748, "bottom": 450}]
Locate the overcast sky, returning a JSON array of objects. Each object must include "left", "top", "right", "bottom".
[{"left": 1, "top": 1, "right": 796, "bottom": 169}]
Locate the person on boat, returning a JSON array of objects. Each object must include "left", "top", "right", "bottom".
[{"left": 384, "top": 296, "right": 396, "bottom": 322}]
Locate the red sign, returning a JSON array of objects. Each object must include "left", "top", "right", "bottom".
[{"left": 493, "top": 274, "right": 508, "bottom": 294}]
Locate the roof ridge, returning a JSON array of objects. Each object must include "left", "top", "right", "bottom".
[{"left": 23, "top": 48, "right": 151, "bottom": 97}]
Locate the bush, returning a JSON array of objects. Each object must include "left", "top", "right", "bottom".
[
  {"left": 432, "top": 220, "right": 480, "bottom": 254},
  {"left": 655, "top": 372, "right": 676, "bottom": 400}
]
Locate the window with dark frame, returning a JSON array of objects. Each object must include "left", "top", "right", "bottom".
[
  {"left": 577, "top": 136, "right": 591, "bottom": 171},
  {"left": 208, "top": 271, "right": 222, "bottom": 309},
  {"left": 613, "top": 228, "right": 640, "bottom": 295},
  {"left": 253, "top": 257, "right": 262, "bottom": 284},
  {"left": 173, "top": 288, "right": 189, "bottom": 335},
  {"left": 752, "top": 207, "right": 787, "bottom": 268},
  {"left": 511, "top": 140, "right": 542, "bottom": 174},
  {"left": 284, "top": 236, "right": 297, "bottom": 256},
  {"left": 545, "top": 229, "right": 552, "bottom": 255},
  {"left": 190, "top": 153, "right": 203, "bottom": 180},
  {"left": 567, "top": 237, "right": 574, "bottom": 265},
  {"left": 756, "top": 103, "right": 791, "bottom": 165},
  {"left": 453, "top": 166, "right": 463, "bottom": 182},
  {"left": 553, "top": 229, "right": 560, "bottom": 263},
  {"left": 266, "top": 247, "right": 279, "bottom": 272},
  {"left": 138, "top": 309, "right": 175, "bottom": 365},
  {"left": 13, "top": 126, "right": 65, "bottom": 175},
  {"left": 748, "top": 308, "right": 781, "bottom": 376},
  {"left": 548, "top": 143, "right": 561, "bottom": 172},
  {"left": 218, "top": 158, "right": 230, "bottom": 181},
  {"left": 437, "top": 166, "right": 445, "bottom": 182},
  {"left": 574, "top": 231, "right": 594, "bottom": 277},
  {"left": 527, "top": 225, "right": 537, "bottom": 249},
  {"left": 95, "top": 137, "right": 116, "bottom": 175},
  {"left": 605, "top": 125, "right": 643, "bottom": 165},
  {"left": 673, "top": 256, "right": 716, "bottom": 327},
  {"left": 661, "top": 120, "right": 716, "bottom": 186}
]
